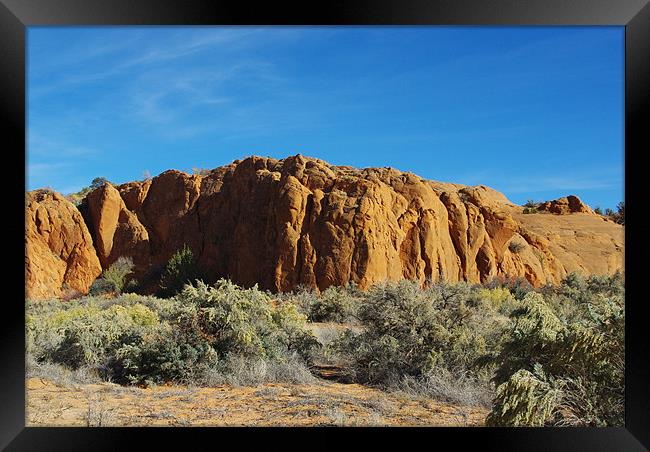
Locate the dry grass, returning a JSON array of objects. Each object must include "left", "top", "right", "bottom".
[{"left": 26, "top": 377, "right": 488, "bottom": 427}]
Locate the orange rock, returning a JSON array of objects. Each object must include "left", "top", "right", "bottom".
[
  {"left": 25, "top": 190, "right": 102, "bottom": 299},
  {"left": 537, "top": 195, "right": 594, "bottom": 215},
  {"left": 25, "top": 155, "right": 624, "bottom": 299}
]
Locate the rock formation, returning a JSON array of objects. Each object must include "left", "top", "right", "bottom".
[
  {"left": 25, "top": 155, "right": 624, "bottom": 299},
  {"left": 25, "top": 190, "right": 102, "bottom": 299},
  {"left": 537, "top": 195, "right": 594, "bottom": 215}
]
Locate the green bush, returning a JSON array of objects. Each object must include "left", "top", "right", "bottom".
[
  {"left": 89, "top": 257, "right": 135, "bottom": 296},
  {"left": 89, "top": 278, "right": 118, "bottom": 296},
  {"left": 174, "top": 280, "right": 318, "bottom": 360},
  {"left": 522, "top": 200, "right": 539, "bottom": 214},
  {"left": 27, "top": 281, "right": 320, "bottom": 387},
  {"left": 485, "top": 275, "right": 533, "bottom": 300},
  {"left": 158, "top": 245, "right": 201, "bottom": 298},
  {"left": 333, "top": 280, "right": 496, "bottom": 389},
  {"left": 487, "top": 274, "right": 624, "bottom": 426},
  {"left": 108, "top": 280, "right": 319, "bottom": 385},
  {"left": 28, "top": 303, "right": 159, "bottom": 370},
  {"left": 307, "top": 285, "right": 359, "bottom": 322}
]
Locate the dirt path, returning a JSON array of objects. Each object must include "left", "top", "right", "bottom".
[{"left": 26, "top": 378, "right": 488, "bottom": 427}]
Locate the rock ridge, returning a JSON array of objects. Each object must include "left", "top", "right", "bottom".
[{"left": 25, "top": 155, "right": 624, "bottom": 299}]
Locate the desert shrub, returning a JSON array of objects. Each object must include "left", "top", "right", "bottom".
[
  {"left": 28, "top": 303, "right": 159, "bottom": 370},
  {"left": 333, "top": 280, "right": 443, "bottom": 384},
  {"left": 89, "top": 278, "right": 118, "bottom": 296},
  {"left": 487, "top": 279, "right": 624, "bottom": 426},
  {"left": 508, "top": 241, "right": 525, "bottom": 254},
  {"left": 199, "top": 352, "right": 315, "bottom": 386},
  {"left": 158, "top": 245, "right": 201, "bottom": 298},
  {"left": 192, "top": 167, "right": 212, "bottom": 176},
  {"left": 276, "top": 285, "right": 319, "bottom": 317},
  {"left": 90, "top": 257, "right": 135, "bottom": 296},
  {"left": 90, "top": 177, "right": 109, "bottom": 190},
  {"left": 485, "top": 275, "right": 533, "bottom": 300},
  {"left": 108, "top": 324, "right": 218, "bottom": 385},
  {"left": 333, "top": 280, "right": 498, "bottom": 394},
  {"left": 522, "top": 200, "right": 539, "bottom": 214},
  {"left": 307, "top": 285, "right": 359, "bottom": 322},
  {"left": 104, "top": 281, "right": 320, "bottom": 385},
  {"left": 174, "top": 280, "right": 319, "bottom": 361},
  {"left": 399, "top": 366, "right": 494, "bottom": 408},
  {"left": 475, "top": 287, "right": 517, "bottom": 314},
  {"left": 26, "top": 354, "right": 101, "bottom": 386},
  {"left": 27, "top": 283, "right": 320, "bottom": 387},
  {"left": 594, "top": 207, "right": 602, "bottom": 215}
]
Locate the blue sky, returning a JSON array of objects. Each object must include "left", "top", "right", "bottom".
[{"left": 27, "top": 26, "right": 624, "bottom": 210}]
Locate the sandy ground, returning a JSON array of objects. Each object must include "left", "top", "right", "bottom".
[{"left": 26, "top": 377, "right": 488, "bottom": 427}]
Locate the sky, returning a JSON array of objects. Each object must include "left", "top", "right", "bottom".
[{"left": 27, "top": 26, "right": 624, "bottom": 210}]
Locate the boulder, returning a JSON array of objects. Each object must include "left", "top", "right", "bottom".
[{"left": 25, "top": 190, "right": 102, "bottom": 299}]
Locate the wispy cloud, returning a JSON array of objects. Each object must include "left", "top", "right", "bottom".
[
  {"left": 29, "top": 28, "right": 268, "bottom": 100},
  {"left": 28, "top": 133, "right": 100, "bottom": 158},
  {"left": 494, "top": 169, "right": 623, "bottom": 195},
  {"left": 26, "top": 162, "right": 71, "bottom": 178}
]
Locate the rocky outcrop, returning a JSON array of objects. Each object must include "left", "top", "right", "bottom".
[
  {"left": 25, "top": 190, "right": 102, "bottom": 299},
  {"left": 537, "top": 195, "right": 594, "bottom": 215},
  {"left": 25, "top": 155, "right": 624, "bottom": 299},
  {"left": 78, "top": 183, "right": 151, "bottom": 281}
]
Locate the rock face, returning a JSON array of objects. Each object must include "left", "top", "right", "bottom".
[
  {"left": 537, "top": 195, "right": 594, "bottom": 215},
  {"left": 25, "top": 155, "right": 624, "bottom": 299},
  {"left": 25, "top": 190, "right": 102, "bottom": 299}
]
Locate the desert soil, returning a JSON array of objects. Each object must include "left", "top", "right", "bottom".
[{"left": 26, "top": 377, "right": 488, "bottom": 427}]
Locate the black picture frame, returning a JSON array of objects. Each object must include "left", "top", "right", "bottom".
[{"left": 2, "top": 0, "right": 648, "bottom": 450}]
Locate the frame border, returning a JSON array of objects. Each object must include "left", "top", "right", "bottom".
[{"left": 3, "top": 0, "right": 648, "bottom": 450}]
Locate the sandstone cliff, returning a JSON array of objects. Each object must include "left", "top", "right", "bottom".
[
  {"left": 25, "top": 190, "right": 102, "bottom": 299},
  {"left": 25, "top": 155, "right": 624, "bottom": 299}
]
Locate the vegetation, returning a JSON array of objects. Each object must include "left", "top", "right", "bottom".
[
  {"left": 486, "top": 272, "right": 624, "bottom": 426},
  {"left": 308, "top": 286, "right": 360, "bottom": 323},
  {"left": 606, "top": 201, "right": 624, "bottom": 225},
  {"left": 158, "top": 245, "right": 201, "bottom": 298},
  {"left": 65, "top": 177, "right": 111, "bottom": 205},
  {"left": 522, "top": 200, "right": 539, "bottom": 214},
  {"left": 331, "top": 280, "right": 503, "bottom": 407},
  {"left": 508, "top": 241, "right": 525, "bottom": 254},
  {"left": 192, "top": 167, "right": 212, "bottom": 176},
  {"left": 89, "top": 257, "right": 135, "bottom": 296},
  {"left": 27, "top": 272, "right": 624, "bottom": 426},
  {"left": 27, "top": 280, "right": 319, "bottom": 387},
  {"left": 598, "top": 202, "right": 624, "bottom": 225}
]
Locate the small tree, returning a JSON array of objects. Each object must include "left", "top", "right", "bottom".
[
  {"left": 615, "top": 201, "right": 624, "bottom": 225},
  {"left": 594, "top": 207, "right": 602, "bottom": 215},
  {"left": 159, "top": 245, "right": 201, "bottom": 298},
  {"left": 90, "top": 177, "right": 109, "bottom": 190}
]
